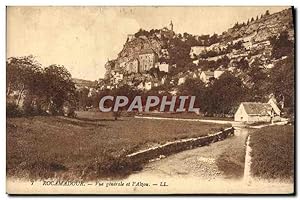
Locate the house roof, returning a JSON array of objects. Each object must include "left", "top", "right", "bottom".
[{"left": 241, "top": 102, "right": 273, "bottom": 116}]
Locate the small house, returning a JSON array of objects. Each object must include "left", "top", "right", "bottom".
[{"left": 234, "top": 101, "right": 281, "bottom": 123}]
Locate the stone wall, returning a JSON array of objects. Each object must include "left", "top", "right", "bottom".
[{"left": 127, "top": 127, "right": 234, "bottom": 163}]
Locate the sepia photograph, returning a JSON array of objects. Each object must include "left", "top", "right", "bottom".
[{"left": 5, "top": 6, "right": 295, "bottom": 195}]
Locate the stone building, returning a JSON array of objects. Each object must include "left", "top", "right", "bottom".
[
  {"left": 138, "top": 49, "right": 158, "bottom": 72},
  {"left": 234, "top": 99, "right": 281, "bottom": 123},
  {"left": 126, "top": 59, "right": 139, "bottom": 73}
]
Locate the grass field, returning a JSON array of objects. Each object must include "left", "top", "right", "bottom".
[
  {"left": 7, "top": 114, "right": 229, "bottom": 180},
  {"left": 249, "top": 125, "right": 294, "bottom": 181}
]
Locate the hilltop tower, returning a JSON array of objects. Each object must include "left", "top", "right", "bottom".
[{"left": 169, "top": 20, "right": 173, "bottom": 31}]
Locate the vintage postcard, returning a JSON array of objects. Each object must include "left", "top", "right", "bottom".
[{"left": 6, "top": 6, "right": 295, "bottom": 195}]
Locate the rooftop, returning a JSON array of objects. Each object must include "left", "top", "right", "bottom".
[{"left": 241, "top": 102, "right": 273, "bottom": 116}]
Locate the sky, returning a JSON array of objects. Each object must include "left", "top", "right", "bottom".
[{"left": 7, "top": 6, "right": 289, "bottom": 81}]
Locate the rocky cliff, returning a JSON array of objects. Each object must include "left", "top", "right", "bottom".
[{"left": 223, "top": 8, "right": 294, "bottom": 43}]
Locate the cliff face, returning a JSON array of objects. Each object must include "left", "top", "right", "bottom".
[
  {"left": 115, "top": 33, "right": 167, "bottom": 69},
  {"left": 105, "top": 8, "right": 294, "bottom": 86},
  {"left": 224, "top": 8, "right": 294, "bottom": 43}
]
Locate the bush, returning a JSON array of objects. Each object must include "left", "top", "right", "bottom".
[
  {"left": 6, "top": 103, "right": 22, "bottom": 117},
  {"left": 22, "top": 97, "right": 48, "bottom": 116}
]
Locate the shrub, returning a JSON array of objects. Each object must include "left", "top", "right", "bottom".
[{"left": 6, "top": 103, "right": 22, "bottom": 117}]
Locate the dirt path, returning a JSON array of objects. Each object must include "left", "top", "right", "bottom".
[
  {"left": 129, "top": 128, "right": 248, "bottom": 180},
  {"left": 126, "top": 128, "right": 293, "bottom": 194}
]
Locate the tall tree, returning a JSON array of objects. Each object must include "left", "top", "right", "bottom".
[
  {"left": 42, "top": 65, "right": 76, "bottom": 114},
  {"left": 269, "top": 55, "right": 294, "bottom": 113},
  {"left": 203, "top": 72, "right": 247, "bottom": 115},
  {"left": 178, "top": 78, "right": 206, "bottom": 109},
  {"left": 270, "top": 31, "right": 293, "bottom": 59},
  {"left": 6, "top": 56, "right": 43, "bottom": 106}
]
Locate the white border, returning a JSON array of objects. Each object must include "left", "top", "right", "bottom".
[{"left": 0, "top": 0, "right": 298, "bottom": 199}]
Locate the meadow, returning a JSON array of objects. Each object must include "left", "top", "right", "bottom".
[{"left": 7, "top": 112, "right": 229, "bottom": 180}]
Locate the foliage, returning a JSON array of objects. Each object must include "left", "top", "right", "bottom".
[
  {"left": 6, "top": 56, "right": 43, "bottom": 106},
  {"left": 269, "top": 55, "right": 294, "bottom": 111},
  {"left": 247, "top": 67, "right": 270, "bottom": 102},
  {"left": 6, "top": 102, "right": 22, "bottom": 117},
  {"left": 198, "top": 56, "right": 230, "bottom": 71},
  {"left": 42, "top": 65, "right": 76, "bottom": 114},
  {"left": 202, "top": 72, "right": 248, "bottom": 115},
  {"left": 134, "top": 29, "right": 151, "bottom": 38},
  {"left": 178, "top": 78, "right": 206, "bottom": 108},
  {"left": 234, "top": 58, "right": 250, "bottom": 71},
  {"left": 228, "top": 41, "right": 244, "bottom": 51},
  {"left": 6, "top": 56, "right": 77, "bottom": 116},
  {"left": 76, "top": 88, "right": 91, "bottom": 110},
  {"left": 167, "top": 37, "right": 193, "bottom": 73},
  {"left": 270, "top": 31, "right": 294, "bottom": 59}
]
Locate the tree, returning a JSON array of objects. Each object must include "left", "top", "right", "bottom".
[
  {"left": 7, "top": 56, "right": 77, "bottom": 116},
  {"left": 134, "top": 29, "right": 150, "bottom": 38},
  {"left": 269, "top": 55, "right": 294, "bottom": 113},
  {"left": 76, "top": 88, "right": 90, "bottom": 110},
  {"left": 110, "top": 85, "right": 141, "bottom": 120},
  {"left": 270, "top": 31, "right": 293, "bottom": 59},
  {"left": 42, "top": 65, "right": 76, "bottom": 114},
  {"left": 216, "top": 56, "right": 230, "bottom": 68},
  {"left": 203, "top": 72, "right": 247, "bottom": 115},
  {"left": 233, "top": 22, "right": 239, "bottom": 29},
  {"left": 177, "top": 78, "right": 206, "bottom": 109},
  {"left": 167, "top": 37, "right": 193, "bottom": 73},
  {"left": 6, "top": 56, "right": 43, "bottom": 107},
  {"left": 247, "top": 67, "right": 270, "bottom": 102},
  {"left": 238, "top": 58, "right": 250, "bottom": 71}
]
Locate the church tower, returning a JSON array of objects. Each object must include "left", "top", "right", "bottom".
[{"left": 169, "top": 20, "right": 173, "bottom": 31}]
